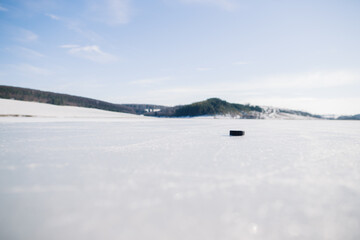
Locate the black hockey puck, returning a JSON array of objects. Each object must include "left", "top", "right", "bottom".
[{"left": 229, "top": 130, "right": 245, "bottom": 136}]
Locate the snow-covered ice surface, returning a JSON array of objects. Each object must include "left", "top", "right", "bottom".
[{"left": 0, "top": 118, "right": 360, "bottom": 240}]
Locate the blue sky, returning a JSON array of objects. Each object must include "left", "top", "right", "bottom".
[{"left": 1, "top": 0, "right": 360, "bottom": 115}]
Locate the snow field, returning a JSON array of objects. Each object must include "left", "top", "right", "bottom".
[
  {"left": 0, "top": 119, "right": 360, "bottom": 239},
  {"left": 0, "top": 98, "right": 142, "bottom": 119}
]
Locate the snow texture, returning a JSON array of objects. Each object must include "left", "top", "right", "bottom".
[
  {"left": 0, "top": 99, "right": 142, "bottom": 118},
  {"left": 0, "top": 118, "right": 360, "bottom": 239},
  {"left": 259, "top": 106, "right": 319, "bottom": 120}
]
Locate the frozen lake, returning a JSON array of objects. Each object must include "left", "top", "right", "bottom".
[{"left": 1, "top": 118, "right": 360, "bottom": 239}]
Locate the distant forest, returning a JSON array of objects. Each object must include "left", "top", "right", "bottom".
[
  {"left": 0, "top": 85, "right": 135, "bottom": 114},
  {"left": 173, "top": 98, "right": 262, "bottom": 118}
]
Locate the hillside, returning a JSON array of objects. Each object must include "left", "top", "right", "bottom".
[
  {"left": 171, "top": 98, "right": 326, "bottom": 119},
  {"left": 173, "top": 98, "right": 262, "bottom": 118},
  {"left": 337, "top": 114, "right": 360, "bottom": 120},
  {"left": 2, "top": 85, "right": 358, "bottom": 120},
  {"left": 0, "top": 98, "right": 143, "bottom": 119},
  {"left": 259, "top": 106, "right": 323, "bottom": 120},
  {"left": 0, "top": 85, "right": 135, "bottom": 114}
]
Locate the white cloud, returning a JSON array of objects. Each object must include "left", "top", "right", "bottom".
[
  {"left": 67, "top": 21, "right": 102, "bottom": 42},
  {"left": 88, "top": 0, "right": 132, "bottom": 25},
  {"left": 8, "top": 47, "right": 44, "bottom": 58},
  {"left": 23, "top": 0, "right": 59, "bottom": 12},
  {"left": 44, "top": 12, "right": 102, "bottom": 42},
  {"left": 45, "top": 13, "right": 60, "bottom": 20},
  {"left": 254, "top": 71, "right": 359, "bottom": 89},
  {"left": 179, "top": 0, "right": 238, "bottom": 11},
  {"left": 152, "top": 71, "right": 359, "bottom": 96},
  {"left": 17, "top": 29, "right": 38, "bottom": 42},
  {"left": 180, "top": 71, "right": 359, "bottom": 92},
  {"left": 61, "top": 45, "right": 117, "bottom": 63},
  {"left": 19, "top": 47, "right": 44, "bottom": 58},
  {"left": 0, "top": 5, "right": 8, "bottom": 11}
]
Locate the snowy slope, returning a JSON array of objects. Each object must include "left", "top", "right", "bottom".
[
  {"left": 193, "top": 110, "right": 321, "bottom": 120},
  {"left": 191, "top": 107, "right": 323, "bottom": 120},
  {"left": 0, "top": 99, "right": 143, "bottom": 118},
  {"left": 259, "top": 106, "right": 321, "bottom": 120}
]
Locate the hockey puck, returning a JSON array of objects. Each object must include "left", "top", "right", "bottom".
[{"left": 229, "top": 130, "right": 245, "bottom": 136}]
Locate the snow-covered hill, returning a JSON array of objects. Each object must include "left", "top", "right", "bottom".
[
  {"left": 0, "top": 98, "right": 329, "bottom": 120},
  {"left": 0, "top": 98, "right": 322, "bottom": 120},
  {"left": 258, "top": 106, "right": 322, "bottom": 120},
  {"left": 193, "top": 107, "right": 323, "bottom": 120},
  {"left": 0, "top": 99, "right": 143, "bottom": 119}
]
